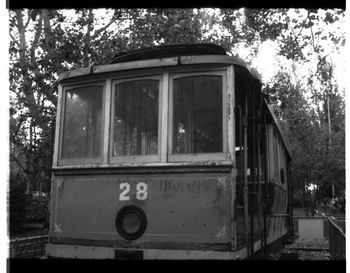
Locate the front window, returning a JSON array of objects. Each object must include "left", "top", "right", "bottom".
[
  {"left": 61, "top": 84, "right": 104, "bottom": 163},
  {"left": 169, "top": 72, "right": 226, "bottom": 161},
  {"left": 172, "top": 75, "right": 223, "bottom": 154},
  {"left": 58, "top": 70, "right": 228, "bottom": 166},
  {"left": 111, "top": 78, "right": 160, "bottom": 162}
]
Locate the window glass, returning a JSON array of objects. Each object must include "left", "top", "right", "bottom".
[
  {"left": 113, "top": 80, "right": 159, "bottom": 156},
  {"left": 62, "top": 86, "right": 103, "bottom": 159},
  {"left": 173, "top": 76, "right": 222, "bottom": 154}
]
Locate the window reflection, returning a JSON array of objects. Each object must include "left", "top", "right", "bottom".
[
  {"left": 173, "top": 76, "right": 223, "bottom": 154},
  {"left": 62, "top": 86, "right": 103, "bottom": 159},
  {"left": 113, "top": 80, "right": 159, "bottom": 156}
]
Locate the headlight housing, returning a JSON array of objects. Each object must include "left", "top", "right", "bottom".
[{"left": 116, "top": 205, "right": 147, "bottom": 240}]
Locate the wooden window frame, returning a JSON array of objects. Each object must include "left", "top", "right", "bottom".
[
  {"left": 168, "top": 70, "right": 228, "bottom": 162},
  {"left": 54, "top": 65, "right": 234, "bottom": 167},
  {"left": 58, "top": 81, "right": 106, "bottom": 166},
  {"left": 109, "top": 75, "right": 163, "bottom": 164}
]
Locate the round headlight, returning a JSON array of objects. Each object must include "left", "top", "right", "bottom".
[{"left": 116, "top": 205, "right": 147, "bottom": 240}]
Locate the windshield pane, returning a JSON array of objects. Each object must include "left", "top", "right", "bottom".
[
  {"left": 62, "top": 86, "right": 103, "bottom": 159},
  {"left": 112, "top": 80, "right": 159, "bottom": 156},
  {"left": 173, "top": 75, "right": 222, "bottom": 154}
]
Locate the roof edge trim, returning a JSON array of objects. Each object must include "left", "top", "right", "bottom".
[
  {"left": 57, "top": 55, "right": 261, "bottom": 83},
  {"left": 265, "top": 100, "right": 292, "bottom": 160}
]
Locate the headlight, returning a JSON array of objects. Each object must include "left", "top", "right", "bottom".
[{"left": 116, "top": 205, "right": 147, "bottom": 240}]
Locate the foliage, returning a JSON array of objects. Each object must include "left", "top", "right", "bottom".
[
  {"left": 263, "top": 64, "right": 344, "bottom": 216},
  {"left": 9, "top": 182, "right": 29, "bottom": 234},
  {"left": 25, "top": 196, "right": 49, "bottom": 222},
  {"left": 244, "top": 8, "right": 345, "bottom": 216},
  {"left": 126, "top": 9, "right": 203, "bottom": 48}
]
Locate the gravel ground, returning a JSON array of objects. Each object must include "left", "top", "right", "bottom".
[
  {"left": 283, "top": 238, "right": 331, "bottom": 260},
  {"left": 297, "top": 250, "right": 331, "bottom": 260}
]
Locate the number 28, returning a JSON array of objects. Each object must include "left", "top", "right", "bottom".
[{"left": 119, "top": 182, "right": 148, "bottom": 201}]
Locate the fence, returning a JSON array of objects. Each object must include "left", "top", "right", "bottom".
[
  {"left": 328, "top": 217, "right": 345, "bottom": 260},
  {"left": 293, "top": 216, "right": 345, "bottom": 259},
  {"left": 293, "top": 216, "right": 329, "bottom": 240},
  {"left": 10, "top": 235, "right": 48, "bottom": 258}
]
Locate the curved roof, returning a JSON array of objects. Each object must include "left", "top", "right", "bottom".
[
  {"left": 57, "top": 43, "right": 261, "bottom": 83},
  {"left": 56, "top": 43, "right": 290, "bottom": 158},
  {"left": 111, "top": 43, "right": 227, "bottom": 64}
]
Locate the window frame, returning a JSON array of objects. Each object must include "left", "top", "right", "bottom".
[
  {"left": 168, "top": 70, "right": 228, "bottom": 162},
  {"left": 58, "top": 81, "right": 106, "bottom": 166},
  {"left": 55, "top": 66, "right": 233, "bottom": 167},
  {"left": 109, "top": 75, "right": 163, "bottom": 164}
]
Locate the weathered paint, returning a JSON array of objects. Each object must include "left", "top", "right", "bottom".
[
  {"left": 57, "top": 66, "right": 92, "bottom": 82},
  {"left": 52, "top": 161, "right": 235, "bottom": 171},
  {"left": 52, "top": 83, "right": 62, "bottom": 167},
  {"left": 47, "top": 233, "right": 289, "bottom": 259},
  {"left": 50, "top": 53, "right": 292, "bottom": 259},
  {"left": 57, "top": 55, "right": 261, "bottom": 83},
  {"left": 50, "top": 171, "right": 233, "bottom": 250},
  {"left": 93, "top": 57, "right": 179, "bottom": 75},
  {"left": 54, "top": 223, "right": 62, "bottom": 233},
  {"left": 47, "top": 229, "right": 288, "bottom": 259},
  {"left": 226, "top": 65, "right": 235, "bottom": 163},
  {"left": 46, "top": 243, "right": 243, "bottom": 259},
  {"left": 160, "top": 72, "right": 169, "bottom": 163},
  {"left": 102, "top": 79, "right": 112, "bottom": 165}
]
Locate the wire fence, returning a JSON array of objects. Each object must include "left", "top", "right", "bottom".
[
  {"left": 293, "top": 216, "right": 329, "bottom": 241},
  {"left": 292, "top": 215, "right": 345, "bottom": 260}
]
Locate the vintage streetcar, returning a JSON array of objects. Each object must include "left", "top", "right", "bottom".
[{"left": 46, "top": 43, "right": 293, "bottom": 259}]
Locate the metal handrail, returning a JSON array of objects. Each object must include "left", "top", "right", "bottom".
[{"left": 328, "top": 216, "right": 345, "bottom": 260}]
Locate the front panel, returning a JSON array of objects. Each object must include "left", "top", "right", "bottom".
[{"left": 49, "top": 170, "right": 234, "bottom": 251}]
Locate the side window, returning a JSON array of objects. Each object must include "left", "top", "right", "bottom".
[
  {"left": 169, "top": 73, "right": 225, "bottom": 161},
  {"left": 111, "top": 78, "right": 161, "bottom": 163},
  {"left": 61, "top": 84, "right": 104, "bottom": 163}
]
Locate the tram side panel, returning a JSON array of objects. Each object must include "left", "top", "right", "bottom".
[
  {"left": 266, "top": 124, "right": 290, "bottom": 243},
  {"left": 48, "top": 170, "right": 234, "bottom": 252}
]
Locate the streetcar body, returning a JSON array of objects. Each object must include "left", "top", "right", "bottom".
[{"left": 47, "top": 44, "right": 292, "bottom": 259}]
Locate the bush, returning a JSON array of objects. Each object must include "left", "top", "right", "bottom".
[
  {"left": 25, "top": 195, "right": 49, "bottom": 222},
  {"left": 293, "top": 197, "right": 312, "bottom": 208},
  {"left": 9, "top": 184, "right": 29, "bottom": 235}
]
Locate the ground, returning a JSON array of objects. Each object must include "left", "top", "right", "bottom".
[
  {"left": 287, "top": 206, "right": 345, "bottom": 260},
  {"left": 283, "top": 238, "right": 331, "bottom": 260}
]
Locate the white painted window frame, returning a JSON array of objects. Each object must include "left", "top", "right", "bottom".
[
  {"left": 57, "top": 81, "right": 106, "bottom": 166},
  {"left": 167, "top": 70, "right": 228, "bottom": 162},
  {"left": 109, "top": 75, "right": 163, "bottom": 164},
  {"left": 54, "top": 65, "right": 235, "bottom": 167}
]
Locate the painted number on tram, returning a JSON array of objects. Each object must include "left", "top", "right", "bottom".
[{"left": 119, "top": 182, "right": 148, "bottom": 201}]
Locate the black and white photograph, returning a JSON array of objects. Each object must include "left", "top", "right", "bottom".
[{"left": 5, "top": 3, "right": 347, "bottom": 267}]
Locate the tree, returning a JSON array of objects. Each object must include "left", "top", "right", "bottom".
[
  {"left": 9, "top": 8, "right": 219, "bottom": 234},
  {"left": 9, "top": 9, "right": 132, "bottom": 195},
  {"left": 9, "top": 8, "right": 217, "bottom": 198},
  {"left": 263, "top": 60, "right": 344, "bottom": 216},
  {"left": 236, "top": 8, "right": 346, "bottom": 216}
]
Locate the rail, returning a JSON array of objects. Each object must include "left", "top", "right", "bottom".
[{"left": 328, "top": 216, "right": 345, "bottom": 260}]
